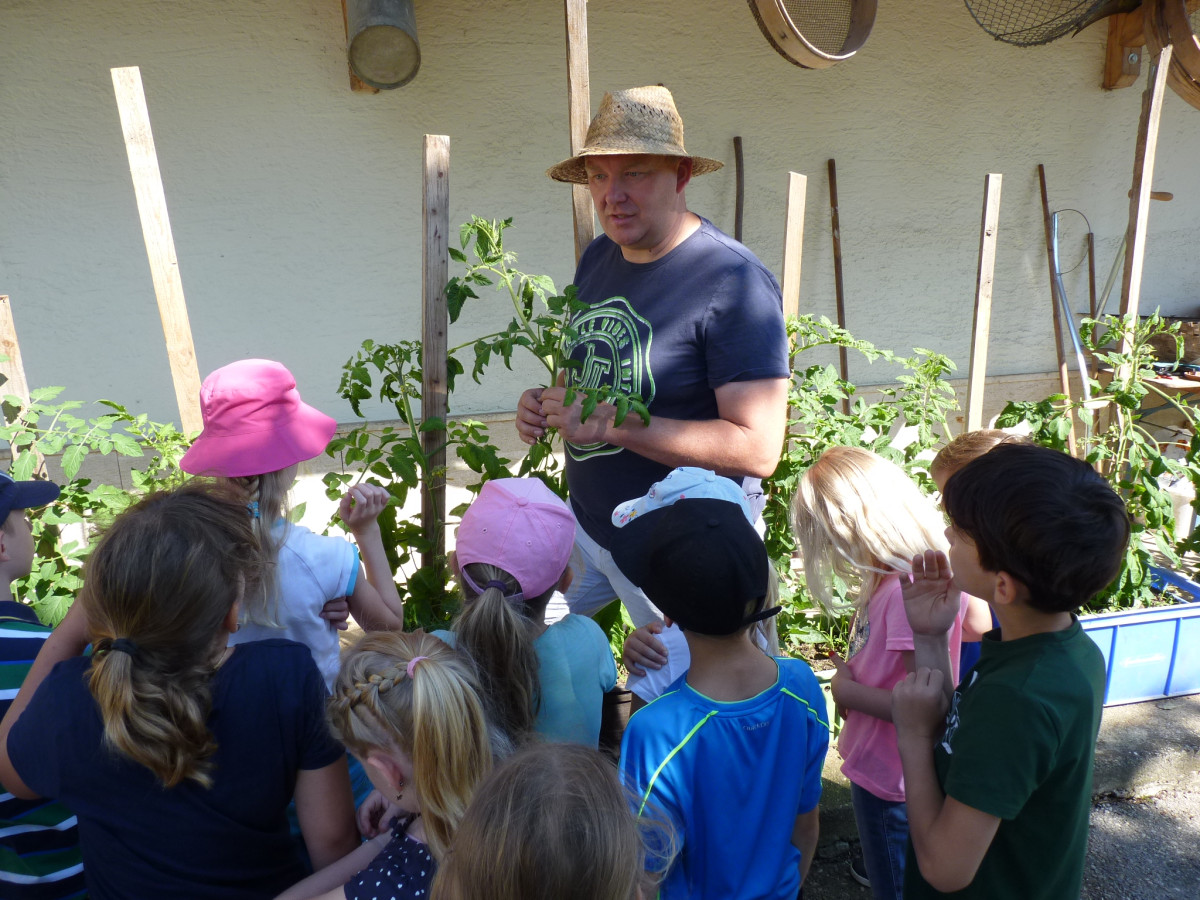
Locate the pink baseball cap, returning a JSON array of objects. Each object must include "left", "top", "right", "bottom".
[
  {"left": 455, "top": 478, "right": 576, "bottom": 601},
  {"left": 180, "top": 359, "right": 337, "bottom": 478}
]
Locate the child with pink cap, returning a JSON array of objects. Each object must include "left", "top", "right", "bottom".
[
  {"left": 181, "top": 359, "right": 404, "bottom": 691},
  {"left": 433, "top": 478, "right": 616, "bottom": 748}
]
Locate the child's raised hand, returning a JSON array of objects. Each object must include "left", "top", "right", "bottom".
[
  {"left": 892, "top": 667, "right": 950, "bottom": 742},
  {"left": 622, "top": 622, "right": 668, "bottom": 677},
  {"left": 339, "top": 484, "right": 391, "bottom": 531},
  {"left": 902, "top": 550, "right": 961, "bottom": 636}
]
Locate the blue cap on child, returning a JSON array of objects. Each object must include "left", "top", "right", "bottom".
[
  {"left": 611, "top": 467, "right": 752, "bottom": 528},
  {"left": 0, "top": 472, "right": 61, "bottom": 523}
]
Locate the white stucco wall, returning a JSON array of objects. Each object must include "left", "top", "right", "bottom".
[{"left": 2, "top": 0, "right": 1197, "bottom": 428}]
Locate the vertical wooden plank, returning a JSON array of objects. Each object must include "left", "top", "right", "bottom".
[
  {"left": 780, "top": 173, "right": 807, "bottom": 320},
  {"left": 733, "top": 136, "right": 745, "bottom": 242},
  {"left": 1037, "top": 163, "right": 1077, "bottom": 456},
  {"left": 0, "top": 296, "right": 46, "bottom": 477},
  {"left": 564, "top": 0, "right": 594, "bottom": 264},
  {"left": 965, "top": 174, "right": 1002, "bottom": 434},
  {"left": 111, "top": 66, "right": 203, "bottom": 434},
  {"left": 421, "top": 135, "right": 450, "bottom": 569},
  {"left": 1119, "top": 44, "right": 1173, "bottom": 354},
  {"left": 827, "top": 160, "right": 850, "bottom": 414}
]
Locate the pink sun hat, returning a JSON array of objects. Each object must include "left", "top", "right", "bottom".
[
  {"left": 455, "top": 478, "right": 576, "bottom": 601},
  {"left": 180, "top": 359, "right": 337, "bottom": 478}
]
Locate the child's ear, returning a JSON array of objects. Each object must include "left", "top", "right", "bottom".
[
  {"left": 365, "top": 750, "right": 405, "bottom": 795},
  {"left": 222, "top": 600, "right": 242, "bottom": 635},
  {"left": 0, "top": 528, "right": 8, "bottom": 563},
  {"left": 448, "top": 550, "right": 461, "bottom": 578},
  {"left": 993, "top": 571, "right": 1023, "bottom": 609},
  {"left": 557, "top": 567, "right": 573, "bottom": 593}
]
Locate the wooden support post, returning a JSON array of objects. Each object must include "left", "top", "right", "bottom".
[
  {"left": 1119, "top": 44, "right": 1173, "bottom": 355},
  {"left": 965, "top": 174, "right": 1002, "bottom": 434},
  {"left": 0, "top": 296, "right": 46, "bottom": 477},
  {"left": 780, "top": 173, "right": 807, "bottom": 321},
  {"left": 827, "top": 160, "right": 850, "bottom": 414},
  {"left": 1037, "top": 163, "right": 1078, "bottom": 456},
  {"left": 564, "top": 0, "right": 594, "bottom": 265},
  {"left": 111, "top": 66, "right": 203, "bottom": 435},
  {"left": 421, "top": 135, "right": 450, "bottom": 570}
]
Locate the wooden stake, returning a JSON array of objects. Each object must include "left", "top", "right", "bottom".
[
  {"left": 111, "top": 66, "right": 203, "bottom": 435},
  {"left": 1119, "top": 44, "right": 1173, "bottom": 353},
  {"left": 564, "top": 0, "right": 594, "bottom": 265},
  {"left": 733, "top": 136, "right": 745, "bottom": 242},
  {"left": 421, "top": 135, "right": 450, "bottom": 570},
  {"left": 1037, "top": 163, "right": 1078, "bottom": 456},
  {"left": 780, "top": 173, "right": 807, "bottom": 321},
  {"left": 0, "top": 296, "right": 46, "bottom": 477},
  {"left": 827, "top": 160, "right": 849, "bottom": 414},
  {"left": 965, "top": 174, "right": 1002, "bottom": 434}
]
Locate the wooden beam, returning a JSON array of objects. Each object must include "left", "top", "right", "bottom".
[
  {"left": 421, "top": 135, "right": 450, "bottom": 570},
  {"left": 965, "top": 174, "right": 1002, "bottom": 434},
  {"left": 111, "top": 66, "right": 203, "bottom": 435},
  {"left": 733, "top": 136, "right": 745, "bottom": 242},
  {"left": 564, "top": 0, "right": 594, "bottom": 265},
  {"left": 780, "top": 172, "right": 807, "bottom": 320},
  {"left": 1119, "top": 44, "right": 1173, "bottom": 353},
  {"left": 1105, "top": 12, "right": 1143, "bottom": 90},
  {"left": 1037, "top": 163, "right": 1077, "bottom": 456},
  {"left": 0, "top": 296, "right": 46, "bottom": 477},
  {"left": 827, "top": 159, "right": 849, "bottom": 414}
]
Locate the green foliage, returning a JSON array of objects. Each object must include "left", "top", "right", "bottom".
[
  {"left": 762, "top": 315, "right": 959, "bottom": 657},
  {"left": 0, "top": 389, "right": 190, "bottom": 625},
  {"left": 996, "top": 313, "right": 1200, "bottom": 611},
  {"left": 324, "top": 339, "right": 512, "bottom": 631}
]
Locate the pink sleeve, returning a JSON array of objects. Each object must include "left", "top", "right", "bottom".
[{"left": 881, "top": 577, "right": 915, "bottom": 652}]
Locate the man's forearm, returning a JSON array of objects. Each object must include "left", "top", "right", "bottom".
[{"left": 605, "top": 413, "right": 779, "bottom": 478}]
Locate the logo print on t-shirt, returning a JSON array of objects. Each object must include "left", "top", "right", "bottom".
[{"left": 563, "top": 296, "right": 655, "bottom": 461}]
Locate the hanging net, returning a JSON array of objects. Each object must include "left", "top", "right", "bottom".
[
  {"left": 963, "top": 0, "right": 1128, "bottom": 47},
  {"left": 777, "top": 0, "right": 857, "bottom": 54}
]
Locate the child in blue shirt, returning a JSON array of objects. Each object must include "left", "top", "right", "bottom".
[{"left": 614, "top": 497, "right": 829, "bottom": 899}]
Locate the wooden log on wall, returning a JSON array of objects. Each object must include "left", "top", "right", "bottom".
[
  {"left": 421, "top": 135, "right": 450, "bottom": 569},
  {"left": 1119, "top": 44, "right": 1174, "bottom": 353},
  {"left": 564, "top": 0, "right": 594, "bottom": 264},
  {"left": 780, "top": 172, "right": 807, "bottom": 321},
  {"left": 0, "top": 296, "right": 46, "bottom": 477},
  {"left": 827, "top": 160, "right": 850, "bottom": 414},
  {"left": 965, "top": 174, "right": 1002, "bottom": 434},
  {"left": 111, "top": 66, "right": 203, "bottom": 435}
]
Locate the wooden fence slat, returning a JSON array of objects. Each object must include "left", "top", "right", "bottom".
[
  {"left": 0, "top": 296, "right": 46, "bottom": 476},
  {"left": 421, "top": 134, "right": 450, "bottom": 569},
  {"left": 111, "top": 66, "right": 203, "bottom": 434},
  {"left": 780, "top": 172, "right": 807, "bottom": 320},
  {"left": 564, "top": 0, "right": 594, "bottom": 264},
  {"left": 965, "top": 174, "right": 1003, "bottom": 434},
  {"left": 1037, "top": 163, "right": 1078, "bottom": 456}
]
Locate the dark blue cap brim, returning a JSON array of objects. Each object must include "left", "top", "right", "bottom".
[{"left": 0, "top": 478, "right": 61, "bottom": 523}]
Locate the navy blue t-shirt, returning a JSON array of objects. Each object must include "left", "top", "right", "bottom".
[
  {"left": 564, "top": 219, "right": 789, "bottom": 547},
  {"left": 9, "top": 639, "right": 344, "bottom": 900}
]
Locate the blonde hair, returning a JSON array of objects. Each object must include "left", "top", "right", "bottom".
[
  {"left": 432, "top": 743, "right": 665, "bottom": 900},
  {"left": 84, "top": 483, "right": 263, "bottom": 789},
  {"left": 327, "top": 631, "right": 492, "bottom": 861},
  {"left": 931, "top": 430, "right": 1030, "bottom": 483},
  {"left": 224, "top": 469, "right": 292, "bottom": 625},
  {"left": 793, "top": 446, "right": 946, "bottom": 612},
  {"left": 453, "top": 562, "right": 555, "bottom": 745}
]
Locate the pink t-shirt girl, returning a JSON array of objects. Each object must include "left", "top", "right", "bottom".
[{"left": 837, "top": 574, "right": 965, "bottom": 802}]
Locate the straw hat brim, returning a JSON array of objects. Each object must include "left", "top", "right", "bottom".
[{"left": 547, "top": 150, "right": 724, "bottom": 185}]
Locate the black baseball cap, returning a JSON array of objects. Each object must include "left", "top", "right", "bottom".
[
  {"left": 0, "top": 472, "right": 61, "bottom": 523},
  {"left": 610, "top": 498, "right": 779, "bottom": 636}
]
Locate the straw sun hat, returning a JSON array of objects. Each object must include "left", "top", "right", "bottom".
[{"left": 546, "top": 85, "right": 724, "bottom": 185}]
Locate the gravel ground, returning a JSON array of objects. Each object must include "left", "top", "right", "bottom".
[{"left": 802, "top": 786, "right": 1200, "bottom": 899}]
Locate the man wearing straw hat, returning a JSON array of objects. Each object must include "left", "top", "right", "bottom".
[{"left": 515, "top": 85, "right": 789, "bottom": 705}]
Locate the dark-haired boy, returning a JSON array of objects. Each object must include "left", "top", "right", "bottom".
[
  {"left": 614, "top": 498, "right": 829, "bottom": 899},
  {"left": 892, "top": 443, "right": 1130, "bottom": 899},
  {"left": 0, "top": 473, "right": 86, "bottom": 899}
]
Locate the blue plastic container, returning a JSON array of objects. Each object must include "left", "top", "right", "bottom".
[{"left": 1081, "top": 567, "right": 1200, "bottom": 706}]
